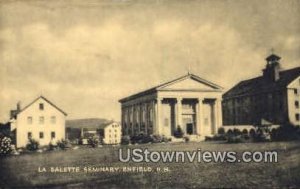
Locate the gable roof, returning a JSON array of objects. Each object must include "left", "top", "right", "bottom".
[
  {"left": 223, "top": 67, "right": 300, "bottom": 98},
  {"left": 119, "top": 73, "right": 223, "bottom": 103},
  {"left": 16, "top": 96, "right": 67, "bottom": 116}
]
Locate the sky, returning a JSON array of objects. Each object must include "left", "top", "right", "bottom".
[{"left": 0, "top": 0, "right": 299, "bottom": 122}]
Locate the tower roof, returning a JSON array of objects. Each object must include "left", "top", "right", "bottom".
[{"left": 265, "top": 54, "right": 281, "bottom": 62}]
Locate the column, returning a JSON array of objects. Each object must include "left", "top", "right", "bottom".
[
  {"left": 131, "top": 106, "right": 134, "bottom": 136},
  {"left": 176, "top": 97, "right": 183, "bottom": 129},
  {"left": 216, "top": 98, "right": 223, "bottom": 130},
  {"left": 212, "top": 100, "right": 218, "bottom": 135},
  {"left": 144, "top": 103, "right": 148, "bottom": 135},
  {"left": 155, "top": 97, "right": 162, "bottom": 135},
  {"left": 197, "top": 98, "right": 204, "bottom": 135}
]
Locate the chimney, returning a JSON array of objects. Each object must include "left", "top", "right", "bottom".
[
  {"left": 17, "top": 101, "right": 21, "bottom": 111},
  {"left": 263, "top": 54, "right": 281, "bottom": 82},
  {"left": 10, "top": 101, "right": 21, "bottom": 119}
]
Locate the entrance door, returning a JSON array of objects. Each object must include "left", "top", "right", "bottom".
[
  {"left": 182, "top": 115, "right": 194, "bottom": 135},
  {"left": 186, "top": 123, "right": 193, "bottom": 135}
]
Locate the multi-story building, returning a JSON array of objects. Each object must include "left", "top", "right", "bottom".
[
  {"left": 98, "top": 122, "right": 121, "bottom": 144},
  {"left": 9, "top": 96, "right": 67, "bottom": 148},
  {"left": 119, "top": 73, "right": 223, "bottom": 139},
  {"left": 222, "top": 54, "right": 300, "bottom": 126}
]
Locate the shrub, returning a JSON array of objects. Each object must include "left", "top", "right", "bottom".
[
  {"left": 130, "top": 133, "right": 156, "bottom": 144},
  {"left": 213, "top": 134, "right": 227, "bottom": 141},
  {"left": 271, "top": 123, "right": 299, "bottom": 141},
  {"left": 57, "top": 139, "right": 72, "bottom": 149},
  {"left": 233, "top": 128, "right": 242, "bottom": 136},
  {"left": 252, "top": 127, "right": 271, "bottom": 142},
  {"left": 218, "top": 128, "right": 225, "bottom": 135},
  {"left": 26, "top": 138, "right": 39, "bottom": 151},
  {"left": 49, "top": 139, "right": 57, "bottom": 151},
  {"left": 227, "top": 129, "right": 233, "bottom": 136},
  {"left": 249, "top": 129, "right": 256, "bottom": 138},
  {"left": 227, "top": 135, "right": 244, "bottom": 143},
  {"left": 88, "top": 137, "right": 100, "bottom": 147},
  {"left": 161, "top": 135, "right": 171, "bottom": 143},
  {"left": 183, "top": 136, "right": 190, "bottom": 142},
  {"left": 173, "top": 126, "right": 184, "bottom": 138},
  {"left": 151, "top": 135, "right": 162, "bottom": 143},
  {"left": 0, "top": 135, "right": 12, "bottom": 156},
  {"left": 121, "top": 135, "right": 131, "bottom": 145},
  {"left": 242, "top": 129, "right": 250, "bottom": 140}
]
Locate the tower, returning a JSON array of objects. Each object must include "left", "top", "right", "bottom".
[{"left": 263, "top": 53, "right": 281, "bottom": 82}]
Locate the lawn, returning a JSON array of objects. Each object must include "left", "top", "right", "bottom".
[{"left": 0, "top": 141, "right": 299, "bottom": 189}]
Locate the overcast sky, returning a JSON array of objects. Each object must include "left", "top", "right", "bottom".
[{"left": 0, "top": 0, "right": 299, "bottom": 122}]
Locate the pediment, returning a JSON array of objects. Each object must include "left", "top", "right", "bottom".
[{"left": 158, "top": 76, "right": 220, "bottom": 91}]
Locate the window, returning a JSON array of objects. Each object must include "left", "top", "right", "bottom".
[
  {"left": 115, "top": 129, "right": 117, "bottom": 133},
  {"left": 51, "top": 132, "right": 55, "bottom": 139},
  {"left": 115, "top": 134, "right": 117, "bottom": 138},
  {"left": 27, "top": 117, "right": 33, "bottom": 124},
  {"left": 296, "top": 114, "right": 300, "bottom": 121},
  {"left": 295, "top": 101, "right": 299, "bottom": 109},
  {"left": 294, "top": 89, "right": 298, "bottom": 95},
  {"left": 39, "top": 132, "right": 44, "bottom": 139},
  {"left": 28, "top": 132, "right": 32, "bottom": 139},
  {"left": 51, "top": 116, "right": 56, "bottom": 124},
  {"left": 39, "top": 116, "right": 44, "bottom": 124},
  {"left": 39, "top": 103, "right": 44, "bottom": 110}
]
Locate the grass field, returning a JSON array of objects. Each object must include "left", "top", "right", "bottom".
[{"left": 0, "top": 141, "right": 299, "bottom": 189}]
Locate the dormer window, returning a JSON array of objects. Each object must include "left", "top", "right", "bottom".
[{"left": 39, "top": 103, "right": 44, "bottom": 110}]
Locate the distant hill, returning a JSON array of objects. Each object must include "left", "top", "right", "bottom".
[{"left": 66, "top": 118, "right": 112, "bottom": 129}]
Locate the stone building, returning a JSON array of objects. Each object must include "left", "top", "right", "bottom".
[
  {"left": 222, "top": 54, "right": 300, "bottom": 126},
  {"left": 119, "top": 73, "right": 223, "bottom": 139}
]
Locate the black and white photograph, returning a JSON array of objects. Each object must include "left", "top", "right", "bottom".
[{"left": 0, "top": 0, "right": 299, "bottom": 188}]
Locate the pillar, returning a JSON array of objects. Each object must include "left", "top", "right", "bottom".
[
  {"left": 176, "top": 97, "right": 183, "bottom": 129},
  {"left": 155, "top": 97, "right": 162, "bottom": 135},
  {"left": 212, "top": 100, "right": 218, "bottom": 135},
  {"left": 216, "top": 98, "right": 223, "bottom": 131},
  {"left": 198, "top": 98, "right": 204, "bottom": 135}
]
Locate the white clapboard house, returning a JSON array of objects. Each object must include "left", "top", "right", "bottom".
[{"left": 9, "top": 96, "right": 67, "bottom": 148}]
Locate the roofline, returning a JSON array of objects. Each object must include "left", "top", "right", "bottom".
[
  {"left": 119, "top": 73, "right": 223, "bottom": 103},
  {"left": 223, "top": 66, "right": 300, "bottom": 98},
  {"left": 17, "top": 96, "right": 67, "bottom": 116}
]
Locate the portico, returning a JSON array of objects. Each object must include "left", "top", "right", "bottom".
[{"left": 119, "top": 73, "right": 223, "bottom": 139}]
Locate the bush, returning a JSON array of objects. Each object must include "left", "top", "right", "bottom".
[
  {"left": 218, "top": 128, "right": 225, "bottom": 135},
  {"left": 227, "top": 135, "right": 244, "bottom": 143},
  {"left": 249, "top": 129, "right": 256, "bottom": 138},
  {"left": 213, "top": 134, "right": 227, "bottom": 141},
  {"left": 183, "top": 136, "right": 190, "bottom": 142},
  {"left": 233, "top": 128, "right": 242, "bottom": 136},
  {"left": 151, "top": 135, "right": 162, "bottom": 143},
  {"left": 0, "top": 135, "right": 12, "bottom": 156},
  {"left": 130, "top": 133, "right": 154, "bottom": 144},
  {"left": 227, "top": 129, "right": 233, "bottom": 136},
  {"left": 271, "top": 123, "right": 299, "bottom": 141},
  {"left": 121, "top": 135, "right": 131, "bottom": 145},
  {"left": 57, "top": 139, "right": 72, "bottom": 149},
  {"left": 161, "top": 135, "right": 171, "bottom": 143},
  {"left": 49, "top": 139, "right": 57, "bottom": 151},
  {"left": 173, "top": 126, "right": 184, "bottom": 138},
  {"left": 26, "top": 138, "right": 39, "bottom": 151},
  {"left": 88, "top": 137, "right": 100, "bottom": 147},
  {"left": 252, "top": 127, "right": 271, "bottom": 142}
]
